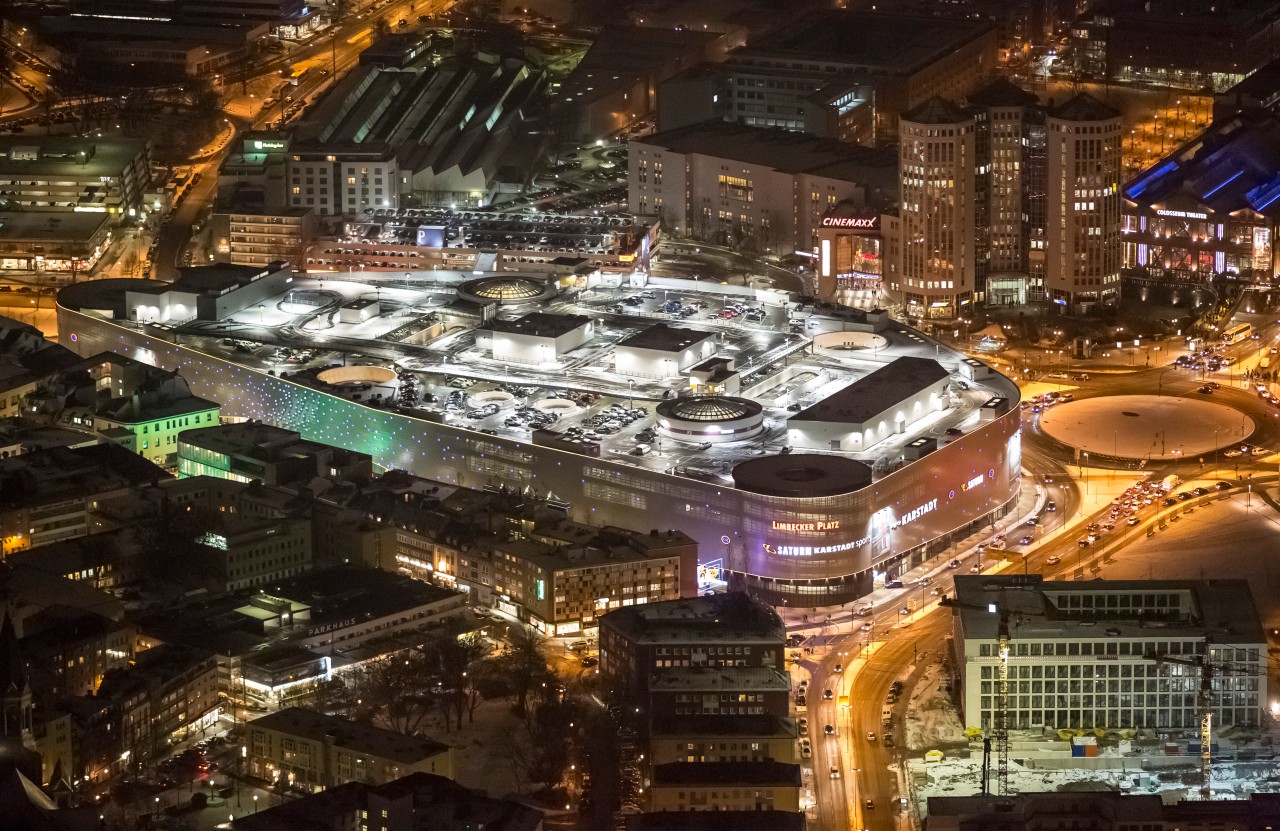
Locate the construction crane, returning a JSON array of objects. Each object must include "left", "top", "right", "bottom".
[
  {"left": 940, "top": 580, "right": 1046, "bottom": 796},
  {"left": 1144, "top": 644, "right": 1265, "bottom": 801}
]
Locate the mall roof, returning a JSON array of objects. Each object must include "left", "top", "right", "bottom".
[
  {"left": 790, "top": 356, "right": 950, "bottom": 425},
  {"left": 950, "top": 576, "right": 1265, "bottom": 644},
  {"left": 738, "top": 10, "right": 994, "bottom": 74},
  {"left": 1123, "top": 112, "right": 1280, "bottom": 217},
  {"left": 248, "top": 707, "right": 451, "bottom": 764},
  {"left": 731, "top": 453, "right": 873, "bottom": 498},
  {"left": 617, "top": 323, "right": 714, "bottom": 352},
  {"left": 636, "top": 120, "right": 898, "bottom": 179},
  {"left": 485, "top": 312, "right": 592, "bottom": 339}
]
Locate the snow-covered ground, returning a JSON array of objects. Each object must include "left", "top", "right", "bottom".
[
  {"left": 1100, "top": 485, "right": 1280, "bottom": 631},
  {"left": 903, "top": 664, "right": 966, "bottom": 753},
  {"left": 910, "top": 753, "right": 1280, "bottom": 810}
]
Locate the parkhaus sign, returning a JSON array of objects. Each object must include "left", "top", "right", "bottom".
[{"left": 821, "top": 216, "right": 879, "bottom": 230}]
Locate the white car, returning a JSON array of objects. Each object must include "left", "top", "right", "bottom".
[{"left": 1046, "top": 555, "right": 1061, "bottom": 565}]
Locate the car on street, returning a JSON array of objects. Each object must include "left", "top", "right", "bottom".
[
  {"left": 865, "top": 799, "right": 875, "bottom": 810},
  {"left": 1077, "top": 539, "right": 1090, "bottom": 548},
  {"left": 833, "top": 663, "right": 843, "bottom": 673},
  {"left": 1046, "top": 555, "right": 1061, "bottom": 565},
  {"left": 1127, "top": 516, "right": 1140, "bottom": 526},
  {"left": 824, "top": 724, "right": 835, "bottom": 736},
  {"left": 866, "top": 731, "right": 877, "bottom": 742},
  {"left": 823, "top": 689, "right": 834, "bottom": 700},
  {"left": 830, "top": 766, "right": 841, "bottom": 779},
  {"left": 949, "top": 558, "right": 962, "bottom": 568},
  {"left": 1216, "top": 481, "right": 1232, "bottom": 491},
  {"left": 899, "top": 606, "right": 910, "bottom": 615},
  {"left": 1046, "top": 501, "right": 1057, "bottom": 511}
]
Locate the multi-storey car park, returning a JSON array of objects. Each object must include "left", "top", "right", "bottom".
[{"left": 57, "top": 264, "right": 1022, "bottom": 605}]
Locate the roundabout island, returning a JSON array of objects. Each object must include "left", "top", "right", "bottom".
[{"left": 1039, "top": 394, "right": 1254, "bottom": 460}]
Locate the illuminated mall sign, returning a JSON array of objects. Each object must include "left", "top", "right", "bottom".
[
  {"left": 765, "top": 540, "right": 860, "bottom": 557},
  {"left": 960, "top": 474, "right": 984, "bottom": 492},
  {"left": 253, "top": 140, "right": 287, "bottom": 151},
  {"left": 765, "top": 498, "right": 939, "bottom": 556},
  {"left": 1155, "top": 209, "right": 1207, "bottom": 220},
  {"left": 771, "top": 519, "right": 841, "bottom": 532},
  {"left": 821, "top": 216, "right": 879, "bottom": 230}
]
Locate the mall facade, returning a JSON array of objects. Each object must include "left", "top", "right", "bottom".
[{"left": 59, "top": 292, "right": 1022, "bottom": 606}]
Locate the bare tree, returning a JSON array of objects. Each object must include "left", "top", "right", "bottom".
[
  {"left": 353, "top": 649, "right": 439, "bottom": 736},
  {"left": 493, "top": 628, "right": 550, "bottom": 718}
]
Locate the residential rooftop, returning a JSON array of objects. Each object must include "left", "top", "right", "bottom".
[
  {"left": 600, "top": 591, "right": 785, "bottom": 644},
  {"left": 628, "top": 811, "right": 805, "bottom": 831},
  {"left": 230, "top": 772, "right": 543, "bottom": 831},
  {"left": 649, "top": 666, "right": 790, "bottom": 694},
  {"left": 248, "top": 707, "right": 450, "bottom": 765},
  {"left": 650, "top": 714, "right": 796, "bottom": 739},
  {"left": 650, "top": 761, "right": 802, "bottom": 787},
  {"left": 637, "top": 119, "right": 898, "bottom": 179}
]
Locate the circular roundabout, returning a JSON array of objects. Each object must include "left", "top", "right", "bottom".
[
  {"left": 1039, "top": 394, "right": 1254, "bottom": 460},
  {"left": 655, "top": 396, "right": 765, "bottom": 444}
]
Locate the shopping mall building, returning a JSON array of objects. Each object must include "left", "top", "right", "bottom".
[{"left": 58, "top": 278, "right": 1022, "bottom": 606}]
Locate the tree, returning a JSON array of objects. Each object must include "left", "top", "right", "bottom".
[
  {"left": 353, "top": 649, "right": 438, "bottom": 736},
  {"left": 424, "top": 622, "right": 494, "bottom": 730},
  {"left": 494, "top": 628, "right": 550, "bottom": 718}
]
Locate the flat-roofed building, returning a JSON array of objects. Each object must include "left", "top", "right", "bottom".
[
  {"left": 614, "top": 324, "right": 716, "bottom": 379},
  {"left": 246, "top": 707, "right": 453, "bottom": 792},
  {"left": 93, "top": 371, "right": 220, "bottom": 470},
  {"left": 0, "top": 138, "right": 151, "bottom": 217},
  {"left": 649, "top": 714, "right": 797, "bottom": 765},
  {"left": 647, "top": 667, "right": 791, "bottom": 721},
  {"left": 195, "top": 512, "right": 311, "bottom": 592},
  {"left": 712, "top": 10, "right": 997, "bottom": 143},
  {"left": 949, "top": 575, "right": 1267, "bottom": 732},
  {"left": 629, "top": 120, "right": 898, "bottom": 254},
  {"left": 214, "top": 207, "right": 315, "bottom": 269},
  {"left": 478, "top": 313, "right": 594, "bottom": 366},
  {"left": 0, "top": 211, "right": 115, "bottom": 274},
  {"left": 177, "top": 422, "right": 373, "bottom": 487},
  {"left": 599, "top": 592, "right": 786, "bottom": 693},
  {"left": 0, "top": 442, "right": 169, "bottom": 557},
  {"left": 229, "top": 772, "right": 544, "bottom": 831},
  {"left": 488, "top": 526, "right": 696, "bottom": 636},
  {"left": 786, "top": 356, "right": 951, "bottom": 452},
  {"left": 648, "top": 761, "right": 801, "bottom": 812}
]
